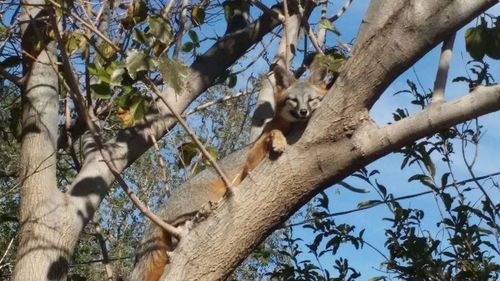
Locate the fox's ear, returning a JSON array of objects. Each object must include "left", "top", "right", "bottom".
[
  {"left": 307, "top": 65, "right": 328, "bottom": 88},
  {"left": 273, "top": 64, "right": 296, "bottom": 90}
]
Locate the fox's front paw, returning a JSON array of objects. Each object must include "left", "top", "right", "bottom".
[{"left": 270, "top": 130, "right": 286, "bottom": 154}]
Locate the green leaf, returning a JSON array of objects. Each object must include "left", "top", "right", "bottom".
[
  {"left": 485, "top": 23, "right": 500, "bottom": 59},
  {"left": 132, "top": 28, "right": 151, "bottom": 46},
  {"left": 227, "top": 73, "right": 237, "bottom": 88},
  {"left": 465, "top": 20, "right": 488, "bottom": 60},
  {"left": 420, "top": 149, "right": 435, "bottom": 178},
  {"left": 203, "top": 146, "right": 218, "bottom": 164},
  {"left": 133, "top": 0, "right": 148, "bottom": 23},
  {"left": 65, "top": 30, "right": 87, "bottom": 54},
  {"left": 440, "top": 172, "right": 450, "bottom": 188},
  {"left": 0, "top": 56, "right": 21, "bottom": 68},
  {"left": 155, "top": 57, "right": 188, "bottom": 93},
  {"left": 116, "top": 93, "right": 148, "bottom": 127},
  {"left": 125, "top": 49, "right": 153, "bottom": 79},
  {"left": 337, "top": 181, "right": 370, "bottom": 193},
  {"left": 319, "top": 19, "right": 340, "bottom": 35},
  {"left": 148, "top": 15, "right": 172, "bottom": 44},
  {"left": 87, "top": 63, "right": 111, "bottom": 84},
  {"left": 178, "top": 142, "right": 200, "bottom": 167},
  {"left": 110, "top": 66, "right": 126, "bottom": 85},
  {"left": 188, "top": 30, "right": 200, "bottom": 47},
  {"left": 191, "top": 5, "right": 205, "bottom": 26},
  {"left": 357, "top": 200, "right": 381, "bottom": 208},
  {"left": 96, "top": 41, "right": 117, "bottom": 61},
  {"left": 182, "top": 42, "right": 194, "bottom": 53},
  {"left": 90, "top": 83, "right": 112, "bottom": 99}
]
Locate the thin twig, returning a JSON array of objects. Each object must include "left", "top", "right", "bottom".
[
  {"left": 173, "top": 0, "right": 188, "bottom": 58},
  {"left": 282, "top": 0, "right": 290, "bottom": 69},
  {"left": 93, "top": 221, "right": 114, "bottom": 281},
  {"left": 329, "top": 0, "right": 354, "bottom": 22},
  {"left": 250, "top": 0, "right": 284, "bottom": 21},
  {"left": 432, "top": 33, "right": 456, "bottom": 103},
  {"left": 49, "top": 13, "right": 181, "bottom": 239},
  {"left": 0, "top": 66, "right": 24, "bottom": 86},
  {"left": 143, "top": 79, "right": 233, "bottom": 189},
  {"left": 182, "top": 89, "right": 256, "bottom": 117},
  {"left": 306, "top": 24, "right": 324, "bottom": 55},
  {"left": 47, "top": 0, "right": 121, "bottom": 52},
  {"left": 148, "top": 132, "right": 171, "bottom": 197},
  {"left": 317, "top": 0, "right": 327, "bottom": 47},
  {"left": 162, "top": 0, "right": 176, "bottom": 17},
  {"left": 0, "top": 236, "right": 15, "bottom": 268},
  {"left": 282, "top": 171, "right": 500, "bottom": 228}
]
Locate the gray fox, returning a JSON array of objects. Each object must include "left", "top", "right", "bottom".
[{"left": 130, "top": 64, "right": 329, "bottom": 281}]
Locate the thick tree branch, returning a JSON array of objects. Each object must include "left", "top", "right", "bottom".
[
  {"left": 346, "top": 0, "right": 496, "bottom": 110},
  {"left": 151, "top": 1, "right": 499, "bottom": 279},
  {"left": 432, "top": 33, "right": 456, "bottom": 103},
  {"left": 65, "top": 3, "right": 286, "bottom": 224},
  {"left": 163, "top": 83, "right": 500, "bottom": 280}
]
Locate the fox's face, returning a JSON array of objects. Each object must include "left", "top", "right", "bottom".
[
  {"left": 273, "top": 64, "right": 328, "bottom": 122},
  {"left": 278, "top": 82, "right": 324, "bottom": 122}
]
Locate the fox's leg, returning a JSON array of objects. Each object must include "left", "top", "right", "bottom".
[
  {"left": 269, "top": 129, "right": 286, "bottom": 153},
  {"left": 240, "top": 132, "right": 271, "bottom": 180}
]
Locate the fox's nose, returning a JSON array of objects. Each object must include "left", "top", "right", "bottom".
[{"left": 299, "top": 109, "right": 309, "bottom": 117}]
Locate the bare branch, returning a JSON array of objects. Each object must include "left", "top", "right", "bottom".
[
  {"left": 283, "top": 0, "right": 291, "bottom": 69},
  {"left": 432, "top": 33, "right": 456, "bottom": 103},
  {"left": 149, "top": 133, "right": 171, "bottom": 197},
  {"left": 283, "top": 170, "right": 500, "bottom": 228},
  {"left": 306, "top": 24, "right": 324, "bottom": 55},
  {"left": 49, "top": 14, "right": 182, "bottom": 239},
  {"left": 182, "top": 89, "right": 256, "bottom": 117},
  {"left": 93, "top": 222, "right": 114, "bottom": 281},
  {"left": 47, "top": 0, "right": 121, "bottom": 52},
  {"left": 144, "top": 79, "right": 234, "bottom": 189},
  {"left": 329, "top": 0, "right": 354, "bottom": 22},
  {"left": 0, "top": 66, "right": 24, "bottom": 86},
  {"left": 162, "top": 0, "right": 176, "bottom": 17},
  {"left": 317, "top": 0, "right": 327, "bottom": 47},
  {"left": 0, "top": 236, "right": 15, "bottom": 268},
  {"left": 250, "top": 0, "right": 284, "bottom": 21}
]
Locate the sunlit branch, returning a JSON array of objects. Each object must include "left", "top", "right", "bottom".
[
  {"left": 49, "top": 14, "right": 182, "bottom": 239},
  {"left": 329, "top": 0, "right": 353, "bottom": 22},
  {"left": 432, "top": 33, "right": 456, "bottom": 103},
  {"left": 143, "top": 78, "right": 234, "bottom": 189}
]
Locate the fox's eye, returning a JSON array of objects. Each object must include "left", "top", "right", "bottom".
[
  {"left": 286, "top": 98, "right": 298, "bottom": 107},
  {"left": 308, "top": 97, "right": 321, "bottom": 109}
]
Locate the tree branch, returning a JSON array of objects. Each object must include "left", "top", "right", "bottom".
[
  {"left": 162, "top": 82, "right": 500, "bottom": 280},
  {"left": 432, "top": 33, "right": 456, "bottom": 103}
]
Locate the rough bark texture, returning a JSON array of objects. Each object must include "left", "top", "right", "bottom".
[
  {"left": 153, "top": 1, "right": 498, "bottom": 280},
  {"left": 14, "top": 2, "right": 70, "bottom": 280},
  {"left": 12, "top": 0, "right": 499, "bottom": 280}
]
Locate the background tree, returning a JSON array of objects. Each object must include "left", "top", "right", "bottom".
[{"left": 0, "top": 0, "right": 498, "bottom": 280}]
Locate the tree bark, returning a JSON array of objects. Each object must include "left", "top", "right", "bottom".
[
  {"left": 13, "top": 2, "right": 287, "bottom": 280},
  {"left": 155, "top": 1, "right": 498, "bottom": 279},
  {"left": 13, "top": 2, "right": 72, "bottom": 280}
]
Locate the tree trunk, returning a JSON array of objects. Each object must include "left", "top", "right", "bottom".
[{"left": 13, "top": 2, "right": 74, "bottom": 280}]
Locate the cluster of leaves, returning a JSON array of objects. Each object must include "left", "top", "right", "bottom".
[
  {"left": 268, "top": 192, "right": 363, "bottom": 281},
  {"left": 0, "top": 83, "right": 20, "bottom": 279},
  {"left": 263, "top": 43, "right": 499, "bottom": 280},
  {"left": 465, "top": 16, "right": 500, "bottom": 60},
  {"left": 386, "top": 74, "right": 499, "bottom": 279}
]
